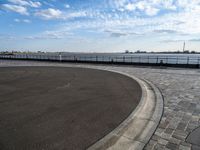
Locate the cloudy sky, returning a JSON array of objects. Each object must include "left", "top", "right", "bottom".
[{"left": 0, "top": 0, "right": 200, "bottom": 52}]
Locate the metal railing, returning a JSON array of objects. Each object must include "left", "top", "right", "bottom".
[{"left": 0, "top": 54, "right": 200, "bottom": 68}]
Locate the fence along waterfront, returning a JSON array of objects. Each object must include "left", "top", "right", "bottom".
[{"left": 0, "top": 53, "right": 200, "bottom": 68}]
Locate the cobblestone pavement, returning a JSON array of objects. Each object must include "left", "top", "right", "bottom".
[
  {"left": 0, "top": 60, "right": 200, "bottom": 150},
  {"left": 113, "top": 67, "right": 200, "bottom": 150}
]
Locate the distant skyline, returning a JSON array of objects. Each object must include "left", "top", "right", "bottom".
[{"left": 1, "top": 0, "right": 200, "bottom": 52}]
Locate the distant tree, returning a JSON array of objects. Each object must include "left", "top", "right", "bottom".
[
  {"left": 183, "top": 50, "right": 189, "bottom": 53},
  {"left": 125, "top": 50, "right": 129, "bottom": 53}
]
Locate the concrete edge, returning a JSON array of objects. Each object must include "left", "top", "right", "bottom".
[{"left": 86, "top": 68, "right": 164, "bottom": 150}]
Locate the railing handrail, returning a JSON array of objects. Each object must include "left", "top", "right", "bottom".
[{"left": 0, "top": 54, "right": 200, "bottom": 67}]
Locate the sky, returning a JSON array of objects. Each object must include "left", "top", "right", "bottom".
[{"left": 0, "top": 0, "right": 200, "bottom": 52}]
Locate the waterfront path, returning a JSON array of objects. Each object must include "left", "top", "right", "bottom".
[{"left": 0, "top": 60, "right": 200, "bottom": 150}]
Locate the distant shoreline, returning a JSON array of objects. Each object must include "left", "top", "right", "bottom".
[{"left": 1, "top": 51, "right": 200, "bottom": 55}]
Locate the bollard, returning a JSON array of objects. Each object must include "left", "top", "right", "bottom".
[
  {"left": 160, "top": 60, "right": 163, "bottom": 66},
  {"left": 59, "top": 54, "right": 62, "bottom": 62}
]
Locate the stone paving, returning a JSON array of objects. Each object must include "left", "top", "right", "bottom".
[{"left": 0, "top": 60, "right": 200, "bottom": 150}]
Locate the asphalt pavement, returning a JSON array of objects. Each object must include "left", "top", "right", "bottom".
[{"left": 0, "top": 66, "right": 141, "bottom": 150}]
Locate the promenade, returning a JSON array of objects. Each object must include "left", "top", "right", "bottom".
[{"left": 0, "top": 60, "right": 199, "bottom": 150}]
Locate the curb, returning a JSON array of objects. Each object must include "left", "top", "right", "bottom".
[{"left": 87, "top": 69, "right": 164, "bottom": 150}]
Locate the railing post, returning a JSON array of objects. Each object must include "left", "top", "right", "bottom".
[
  {"left": 59, "top": 54, "right": 62, "bottom": 62},
  {"left": 156, "top": 56, "right": 158, "bottom": 64},
  {"left": 187, "top": 56, "right": 189, "bottom": 64},
  {"left": 198, "top": 57, "right": 200, "bottom": 68}
]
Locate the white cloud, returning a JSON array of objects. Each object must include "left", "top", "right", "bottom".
[
  {"left": 145, "top": 6, "right": 160, "bottom": 16},
  {"left": 66, "top": 11, "right": 87, "bottom": 19},
  {"left": 65, "top": 4, "right": 70, "bottom": 9},
  {"left": 23, "top": 19, "right": 31, "bottom": 23},
  {"left": 1, "top": 4, "right": 29, "bottom": 15},
  {"left": 110, "top": 0, "right": 127, "bottom": 8},
  {"left": 112, "top": 0, "right": 161, "bottom": 16},
  {"left": 35, "top": 8, "right": 62, "bottom": 20},
  {"left": 8, "top": 0, "right": 41, "bottom": 8},
  {"left": 43, "top": 30, "right": 71, "bottom": 39},
  {"left": 25, "top": 29, "right": 72, "bottom": 40},
  {"left": 8, "top": 0, "right": 28, "bottom": 6},
  {"left": 14, "top": 18, "right": 31, "bottom": 23},
  {"left": 51, "top": 4, "right": 200, "bottom": 40},
  {"left": 136, "top": 1, "right": 146, "bottom": 11},
  {"left": 162, "top": 0, "right": 177, "bottom": 10},
  {"left": 111, "top": 0, "right": 178, "bottom": 16},
  {"left": 35, "top": 8, "right": 87, "bottom": 20},
  {"left": 14, "top": 18, "right": 20, "bottom": 22},
  {"left": 104, "top": 29, "right": 141, "bottom": 37},
  {"left": 4, "top": 0, "right": 200, "bottom": 42},
  {"left": 28, "top": 1, "right": 41, "bottom": 8},
  {"left": 125, "top": 3, "right": 135, "bottom": 11}
]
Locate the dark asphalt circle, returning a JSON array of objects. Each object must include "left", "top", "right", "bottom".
[
  {"left": 186, "top": 126, "right": 200, "bottom": 150},
  {"left": 0, "top": 67, "right": 142, "bottom": 150}
]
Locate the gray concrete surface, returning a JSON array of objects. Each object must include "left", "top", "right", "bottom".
[
  {"left": 0, "top": 60, "right": 200, "bottom": 150},
  {"left": 0, "top": 66, "right": 141, "bottom": 150}
]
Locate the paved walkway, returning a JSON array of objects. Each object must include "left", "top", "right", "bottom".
[{"left": 0, "top": 60, "right": 200, "bottom": 150}]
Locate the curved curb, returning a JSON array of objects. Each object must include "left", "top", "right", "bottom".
[{"left": 87, "top": 69, "right": 164, "bottom": 150}]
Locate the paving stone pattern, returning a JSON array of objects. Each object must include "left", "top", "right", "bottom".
[{"left": 0, "top": 60, "right": 200, "bottom": 150}]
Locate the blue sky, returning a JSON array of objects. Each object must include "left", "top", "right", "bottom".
[{"left": 0, "top": 0, "right": 200, "bottom": 52}]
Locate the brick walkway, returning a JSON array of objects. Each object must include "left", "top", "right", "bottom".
[
  {"left": 110, "top": 67, "right": 200, "bottom": 150},
  {"left": 0, "top": 60, "right": 200, "bottom": 149}
]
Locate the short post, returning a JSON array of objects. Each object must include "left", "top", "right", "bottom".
[
  {"left": 59, "top": 54, "right": 62, "bottom": 62},
  {"left": 198, "top": 57, "right": 200, "bottom": 68},
  {"left": 160, "top": 60, "right": 163, "bottom": 66},
  {"left": 156, "top": 56, "right": 158, "bottom": 64},
  {"left": 187, "top": 56, "right": 189, "bottom": 64}
]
